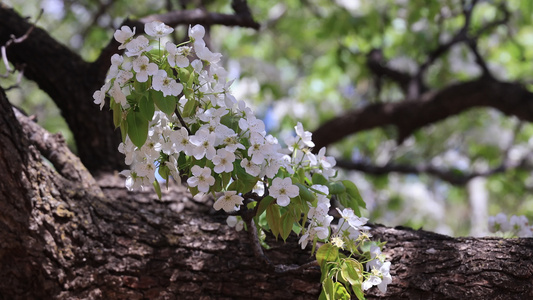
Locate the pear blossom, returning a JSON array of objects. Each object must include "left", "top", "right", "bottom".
[
  {"left": 194, "top": 42, "right": 222, "bottom": 64},
  {"left": 133, "top": 55, "right": 158, "bottom": 82},
  {"left": 214, "top": 191, "right": 244, "bottom": 212},
  {"left": 362, "top": 261, "right": 392, "bottom": 294},
  {"left": 165, "top": 155, "right": 181, "bottom": 184},
  {"left": 133, "top": 160, "right": 156, "bottom": 182},
  {"left": 295, "top": 122, "right": 315, "bottom": 148},
  {"left": 248, "top": 132, "right": 267, "bottom": 164},
  {"left": 222, "top": 134, "right": 245, "bottom": 152},
  {"left": 145, "top": 21, "right": 174, "bottom": 38},
  {"left": 187, "top": 165, "right": 215, "bottom": 193},
  {"left": 239, "top": 115, "right": 266, "bottom": 135},
  {"left": 212, "top": 148, "right": 235, "bottom": 173},
  {"left": 226, "top": 216, "right": 244, "bottom": 231},
  {"left": 108, "top": 54, "right": 124, "bottom": 78},
  {"left": 189, "top": 128, "right": 217, "bottom": 160},
  {"left": 169, "top": 127, "right": 194, "bottom": 156},
  {"left": 240, "top": 158, "right": 261, "bottom": 177},
  {"left": 114, "top": 26, "right": 135, "bottom": 49},
  {"left": 125, "top": 35, "right": 152, "bottom": 57},
  {"left": 337, "top": 208, "right": 369, "bottom": 231},
  {"left": 152, "top": 70, "right": 183, "bottom": 97},
  {"left": 189, "top": 24, "right": 205, "bottom": 41},
  {"left": 93, "top": 81, "right": 110, "bottom": 110},
  {"left": 488, "top": 212, "right": 510, "bottom": 233},
  {"left": 166, "top": 42, "right": 190, "bottom": 68},
  {"left": 120, "top": 170, "right": 145, "bottom": 191},
  {"left": 118, "top": 138, "right": 136, "bottom": 165},
  {"left": 109, "top": 80, "right": 127, "bottom": 107},
  {"left": 270, "top": 177, "right": 299, "bottom": 206}
]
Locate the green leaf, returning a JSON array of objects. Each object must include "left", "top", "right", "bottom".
[
  {"left": 158, "top": 164, "right": 170, "bottom": 181},
  {"left": 280, "top": 212, "right": 293, "bottom": 241},
  {"left": 322, "top": 278, "right": 335, "bottom": 300},
  {"left": 112, "top": 101, "right": 122, "bottom": 128},
  {"left": 316, "top": 243, "right": 339, "bottom": 268},
  {"left": 328, "top": 181, "right": 346, "bottom": 194},
  {"left": 266, "top": 203, "right": 281, "bottom": 238},
  {"left": 340, "top": 259, "right": 363, "bottom": 286},
  {"left": 338, "top": 193, "right": 361, "bottom": 217},
  {"left": 178, "top": 68, "right": 191, "bottom": 84},
  {"left": 182, "top": 99, "right": 197, "bottom": 118},
  {"left": 342, "top": 180, "right": 366, "bottom": 209},
  {"left": 139, "top": 94, "right": 155, "bottom": 121},
  {"left": 256, "top": 195, "right": 274, "bottom": 218},
  {"left": 151, "top": 90, "right": 176, "bottom": 116},
  {"left": 333, "top": 282, "right": 350, "bottom": 300},
  {"left": 126, "top": 110, "right": 149, "bottom": 148},
  {"left": 221, "top": 171, "right": 232, "bottom": 189},
  {"left": 120, "top": 118, "right": 128, "bottom": 142},
  {"left": 233, "top": 161, "right": 259, "bottom": 194},
  {"left": 153, "top": 180, "right": 162, "bottom": 200},
  {"left": 353, "top": 282, "right": 365, "bottom": 300},
  {"left": 296, "top": 183, "right": 315, "bottom": 202},
  {"left": 313, "top": 173, "right": 328, "bottom": 185}
]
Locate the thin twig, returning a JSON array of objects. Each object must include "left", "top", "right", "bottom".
[
  {"left": 1, "top": 9, "right": 43, "bottom": 90},
  {"left": 174, "top": 106, "right": 190, "bottom": 134}
]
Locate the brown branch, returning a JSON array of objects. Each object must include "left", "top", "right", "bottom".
[
  {"left": 335, "top": 159, "right": 521, "bottom": 186},
  {"left": 417, "top": 1, "right": 509, "bottom": 81},
  {"left": 366, "top": 49, "right": 416, "bottom": 96},
  {"left": 312, "top": 78, "right": 533, "bottom": 151},
  {"left": 13, "top": 107, "right": 102, "bottom": 192}
]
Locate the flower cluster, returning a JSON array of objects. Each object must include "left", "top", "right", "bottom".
[
  {"left": 95, "top": 21, "right": 391, "bottom": 298},
  {"left": 488, "top": 213, "right": 533, "bottom": 237}
]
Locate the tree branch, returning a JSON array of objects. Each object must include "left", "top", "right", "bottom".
[
  {"left": 366, "top": 49, "right": 417, "bottom": 96},
  {"left": 335, "top": 158, "right": 533, "bottom": 186},
  {"left": 416, "top": 1, "right": 509, "bottom": 82},
  {"left": 312, "top": 78, "right": 533, "bottom": 150}
]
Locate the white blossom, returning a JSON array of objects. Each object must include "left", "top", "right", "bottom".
[
  {"left": 187, "top": 165, "right": 215, "bottom": 193},
  {"left": 166, "top": 42, "right": 190, "bottom": 68},
  {"left": 152, "top": 70, "right": 183, "bottom": 97},
  {"left": 189, "top": 128, "right": 217, "bottom": 160},
  {"left": 270, "top": 177, "right": 299, "bottom": 206},
  {"left": 212, "top": 148, "right": 235, "bottom": 173},
  {"left": 133, "top": 55, "right": 158, "bottom": 82},
  {"left": 125, "top": 35, "right": 152, "bottom": 57},
  {"left": 114, "top": 26, "right": 135, "bottom": 49},
  {"left": 214, "top": 191, "right": 244, "bottom": 212},
  {"left": 145, "top": 21, "right": 174, "bottom": 38}
]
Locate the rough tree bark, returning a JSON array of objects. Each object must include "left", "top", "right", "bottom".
[{"left": 1, "top": 87, "right": 532, "bottom": 299}]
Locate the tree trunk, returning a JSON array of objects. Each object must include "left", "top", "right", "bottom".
[
  {"left": 0, "top": 4, "right": 125, "bottom": 172},
  {"left": 1, "top": 87, "right": 532, "bottom": 299}
]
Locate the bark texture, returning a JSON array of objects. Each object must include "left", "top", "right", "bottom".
[
  {"left": 1, "top": 88, "right": 532, "bottom": 299},
  {"left": 0, "top": 4, "right": 124, "bottom": 172}
]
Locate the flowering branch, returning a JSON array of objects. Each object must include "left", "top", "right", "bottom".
[
  {"left": 94, "top": 21, "right": 392, "bottom": 299},
  {"left": 95, "top": 5, "right": 259, "bottom": 78}
]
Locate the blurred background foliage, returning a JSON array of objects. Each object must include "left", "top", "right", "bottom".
[{"left": 4, "top": 0, "right": 533, "bottom": 236}]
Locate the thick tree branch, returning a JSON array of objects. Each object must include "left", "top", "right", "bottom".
[
  {"left": 0, "top": 5, "right": 125, "bottom": 172},
  {"left": 312, "top": 78, "right": 533, "bottom": 151},
  {"left": 2, "top": 86, "right": 533, "bottom": 298},
  {"left": 336, "top": 158, "right": 533, "bottom": 186}
]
